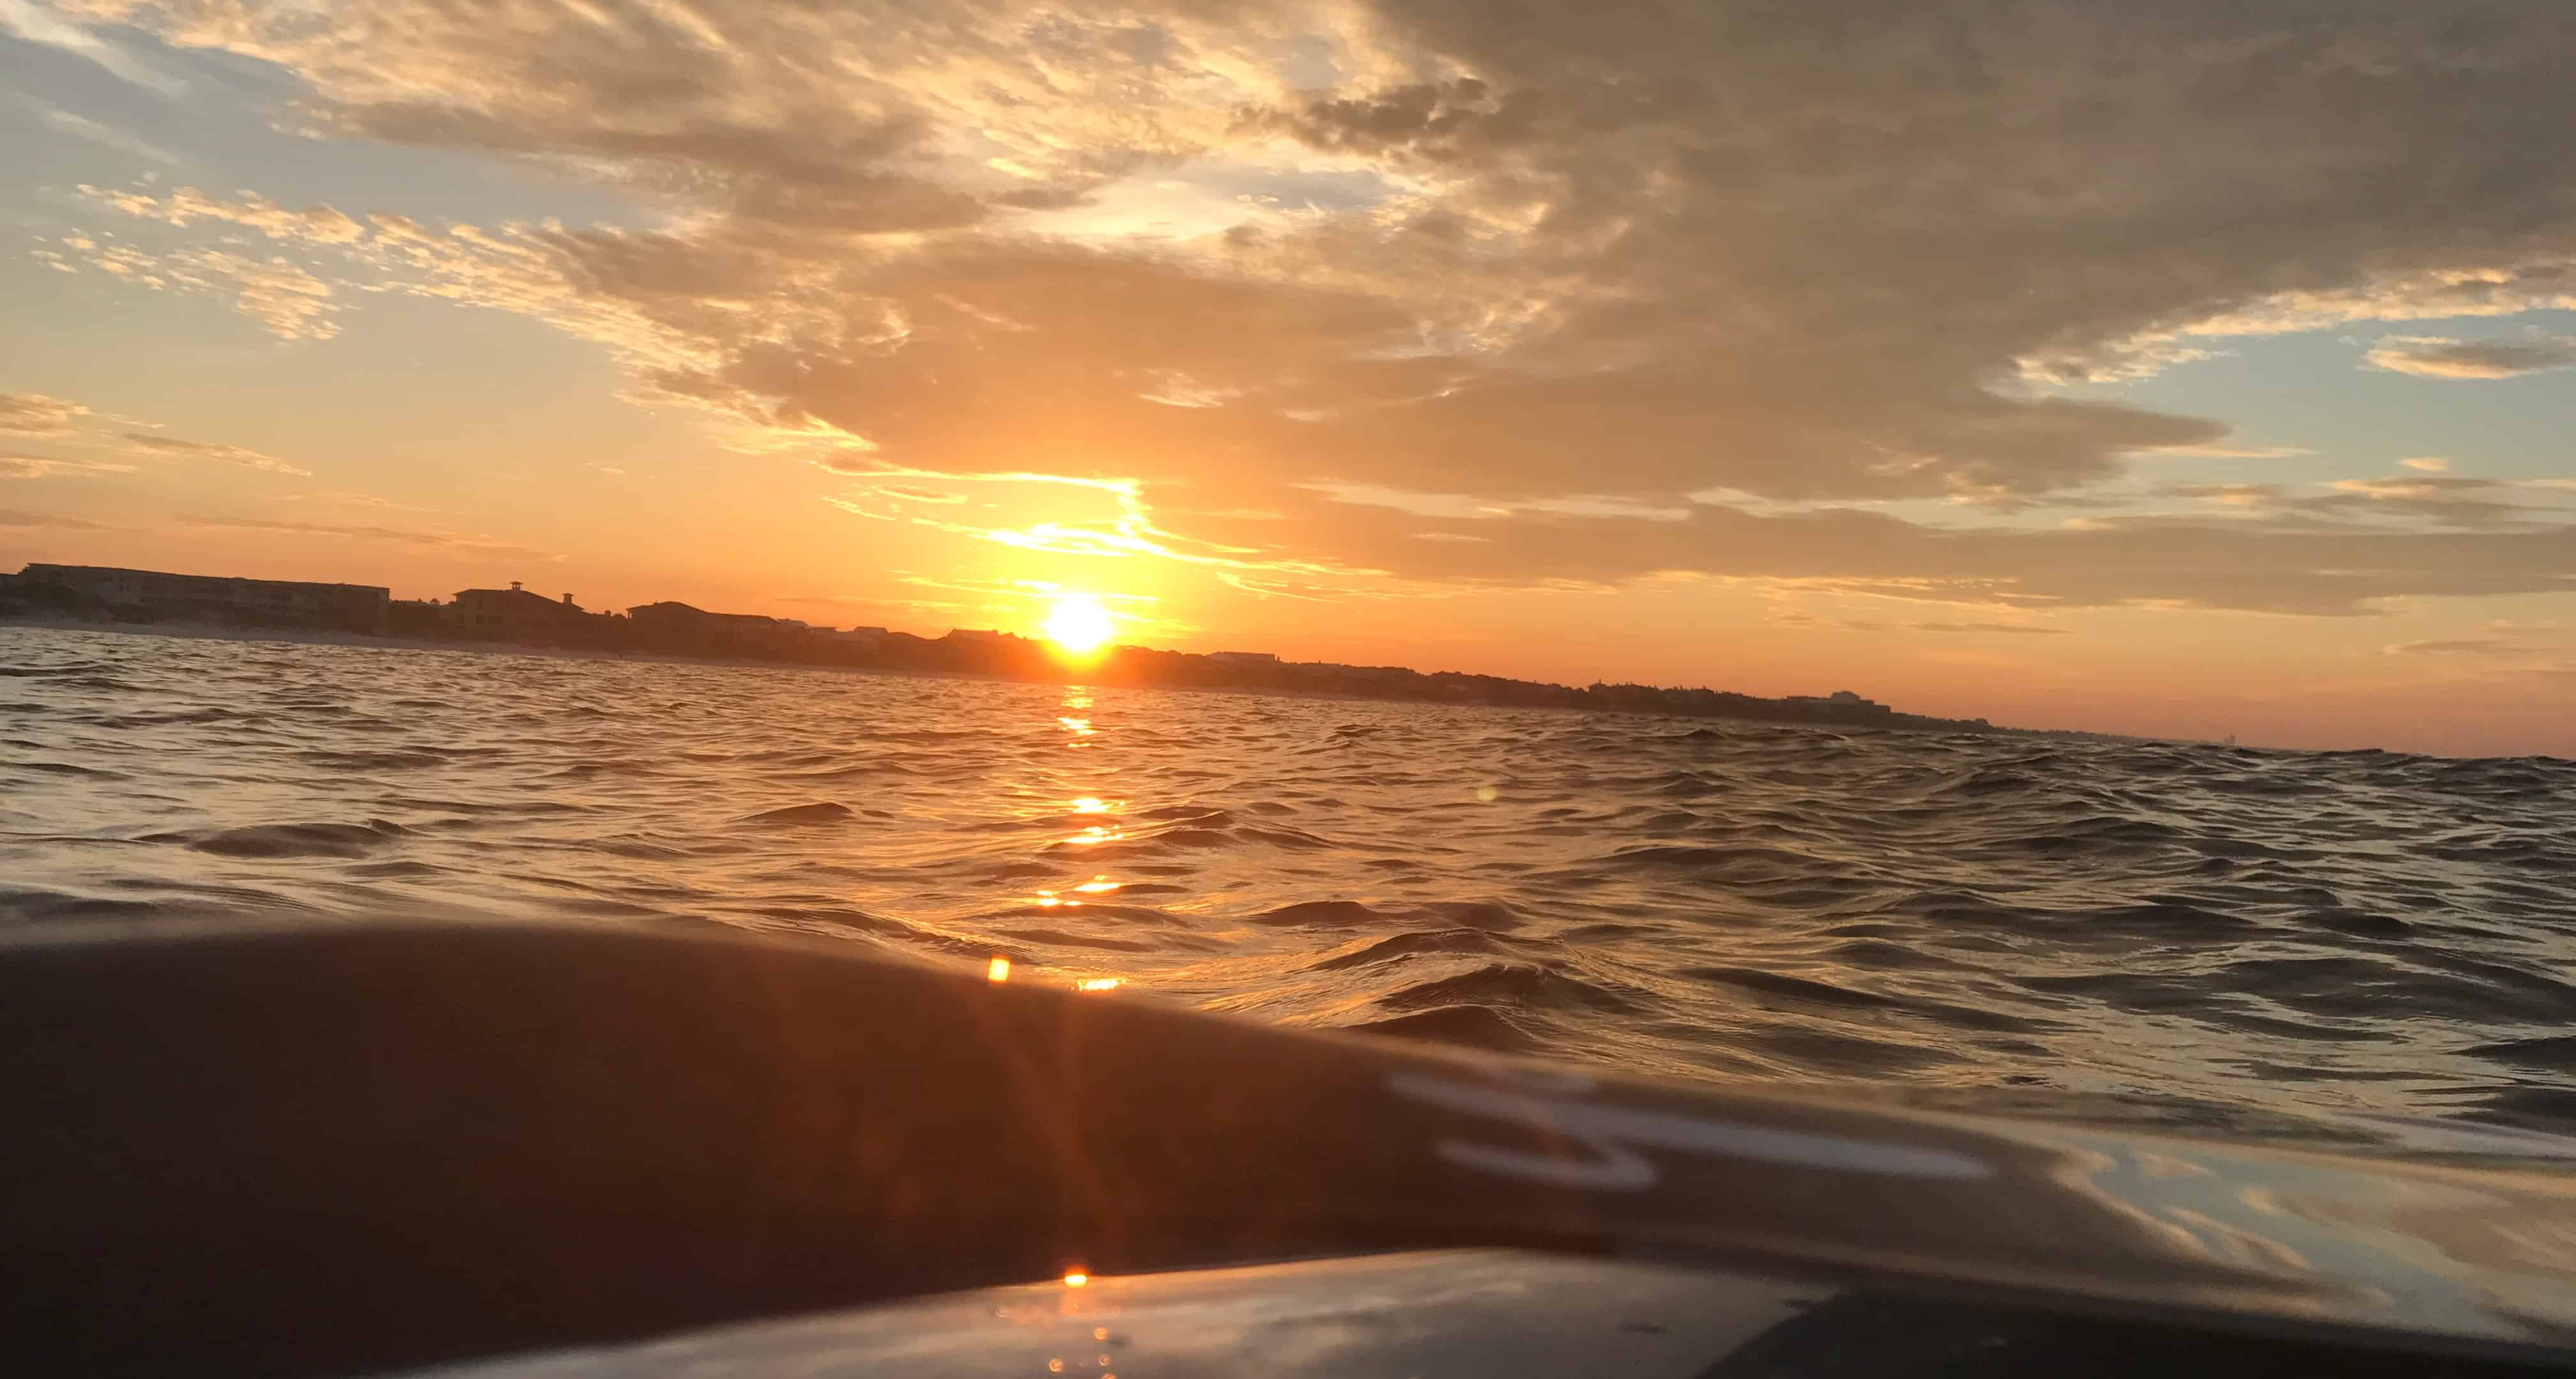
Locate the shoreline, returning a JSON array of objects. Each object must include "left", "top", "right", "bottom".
[
  {"left": 0, "top": 617, "right": 1516, "bottom": 714},
  {"left": 1, "top": 615, "right": 2171, "bottom": 746}
]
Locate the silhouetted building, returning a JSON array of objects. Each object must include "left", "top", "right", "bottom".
[
  {"left": 454, "top": 582, "right": 590, "bottom": 642},
  {"left": 1785, "top": 689, "right": 1890, "bottom": 714},
  {"left": 626, "top": 601, "right": 795, "bottom": 653},
  {"left": 17, "top": 563, "right": 388, "bottom": 633}
]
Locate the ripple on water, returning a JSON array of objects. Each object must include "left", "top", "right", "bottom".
[{"left": 3, "top": 622, "right": 2574, "bottom": 1141}]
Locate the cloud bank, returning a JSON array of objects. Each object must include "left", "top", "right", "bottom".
[{"left": 37, "top": 0, "right": 2576, "bottom": 617}]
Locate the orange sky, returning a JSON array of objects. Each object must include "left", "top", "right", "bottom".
[{"left": 6, "top": 1, "right": 2576, "bottom": 755}]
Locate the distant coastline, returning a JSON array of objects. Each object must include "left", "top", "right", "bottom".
[
  {"left": 0, "top": 562, "right": 2168, "bottom": 744},
  {"left": 0, "top": 613, "right": 2172, "bottom": 747}
]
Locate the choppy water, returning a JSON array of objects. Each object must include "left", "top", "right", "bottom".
[{"left": 6, "top": 625, "right": 2574, "bottom": 1137}]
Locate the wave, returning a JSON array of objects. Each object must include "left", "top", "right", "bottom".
[{"left": 6, "top": 622, "right": 2573, "bottom": 1137}]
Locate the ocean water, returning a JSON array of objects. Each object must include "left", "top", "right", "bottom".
[{"left": 6, "top": 624, "right": 2573, "bottom": 1138}]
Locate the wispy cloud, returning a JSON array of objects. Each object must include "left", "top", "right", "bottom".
[
  {"left": 118, "top": 432, "right": 310, "bottom": 475},
  {"left": 0, "top": 507, "right": 112, "bottom": 529},
  {"left": 0, "top": 391, "right": 90, "bottom": 436},
  {"left": 176, "top": 516, "right": 553, "bottom": 562},
  {"left": 22, "top": 100, "right": 176, "bottom": 164},
  {"left": 1, "top": 454, "right": 135, "bottom": 479},
  {"left": 58, "top": 236, "right": 342, "bottom": 341},
  {"left": 2363, "top": 334, "right": 2576, "bottom": 380},
  {"left": 2384, "top": 637, "right": 2526, "bottom": 656},
  {"left": 2137, "top": 442, "right": 2317, "bottom": 461},
  {"left": 0, "top": 0, "right": 183, "bottom": 93}
]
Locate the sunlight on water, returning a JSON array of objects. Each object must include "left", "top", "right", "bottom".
[{"left": 4, "top": 626, "right": 2574, "bottom": 1138}]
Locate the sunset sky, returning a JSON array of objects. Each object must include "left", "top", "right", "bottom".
[{"left": 4, "top": 1, "right": 2575, "bottom": 755}]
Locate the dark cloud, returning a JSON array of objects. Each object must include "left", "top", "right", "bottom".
[
  {"left": 60, "top": 0, "right": 2576, "bottom": 612},
  {"left": 1176, "top": 495, "right": 2576, "bottom": 617}
]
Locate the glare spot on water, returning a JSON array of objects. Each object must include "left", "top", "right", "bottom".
[
  {"left": 1475, "top": 785, "right": 1499, "bottom": 803},
  {"left": 1076, "top": 977, "right": 1121, "bottom": 992},
  {"left": 1073, "top": 877, "right": 1120, "bottom": 893},
  {"left": 987, "top": 955, "right": 1011, "bottom": 983},
  {"left": 1070, "top": 796, "right": 1110, "bottom": 813}
]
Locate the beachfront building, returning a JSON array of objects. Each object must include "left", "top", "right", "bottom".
[
  {"left": 16, "top": 562, "right": 390, "bottom": 634},
  {"left": 625, "top": 600, "right": 797, "bottom": 654},
  {"left": 454, "top": 583, "right": 595, "bottom": 642},
  {"left": 1784, "top": 689, "right": 1892, "bottom": 714}
]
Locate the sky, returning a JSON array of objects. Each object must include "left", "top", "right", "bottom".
[{"left": 3, "top": 1, "right": 2574, "bottom": 756}]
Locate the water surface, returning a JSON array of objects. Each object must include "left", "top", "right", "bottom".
[{"left": 5, "top": 626, "right": 2572, "bottom": 1137}]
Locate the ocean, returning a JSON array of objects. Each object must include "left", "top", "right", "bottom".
[{"left": 5, "top": 624, "right": 2572, "bottom": 1139}]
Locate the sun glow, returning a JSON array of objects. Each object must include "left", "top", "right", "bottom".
[{"left": 1041, "top": 592, "right": 1115, "bottom": 656}]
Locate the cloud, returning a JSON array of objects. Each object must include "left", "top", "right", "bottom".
[
  {"left": 2384, "top": 637, "right": 2525, "bottom": 656},
  {"left": 0, "top": 391, "right": 90, "bottom": 435},
  {"left": 2363, "top": 334, "right": 2576, "bottom": 380},
  {"left": 1915, "top": 622, "right": 2071, "bottom": 636},
  {"left": 2131, "top": 443, "right": 2315, "bottom": 461},
  {"left": 2156, "top": 474, "right": 2571, "bottom": 531},
  {"left": 43, "top": 0, "right": 2576, "bottom": 614},
  {"left": 0, "top": 507, "right": 111, "bottom": 529},
  {"left": 82, "top": 185, "right": 364, "bottom": 242},
  {"left": 1193, "top": 495, "right": 2576, "bottom": 617},
  {"left": 2317, "top": 475, "right": 2550, "bottom": 528},
  {"left": 1, "top": 454, "right": 135, "bottom": 478},
  {"left": 2400, "top": 456, "right": 2451, "bottom": 473},
  {"left": 117, "top": 432, "right": 311, "bottom": 475},
  {"left": 174, "top": 516, "right": 554, "bottom": 562},
  {"left": 2166, "top": 482, "right": 2284, "bottom": 509},
  {"left": 25, "top": 102, "right": 176, "bottom": 164},
  {"left": 0, "top": 0, "right": 181, "bottom": 92}
]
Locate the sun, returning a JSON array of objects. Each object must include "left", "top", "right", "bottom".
[{"left": 1041, "top": 592, "right": 1116, "bottom": 656}]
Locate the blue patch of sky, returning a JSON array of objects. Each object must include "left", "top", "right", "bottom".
[
  {"left": 2112, "top": 311, "right": 2576, "bottom": 489},
  {"left": 3, "top": 24, "right": 649, "bottom": 234}
]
